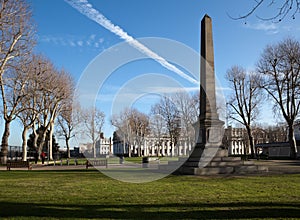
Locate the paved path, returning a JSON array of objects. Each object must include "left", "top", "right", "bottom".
[
  {"left": 255, "top": 159, "right": 300, "bottom": 174},
  {"left": 1, "top": 159, "right": 300, "bottom": 175},
  {"left": 0, "top": 161, "right": 145, "bottom": 171}
]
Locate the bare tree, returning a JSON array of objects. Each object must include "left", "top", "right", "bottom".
[
  {"left": 111, "top": 108, "right": 133, "bottom": 157},
  {"left": 56, "top": 101, "right": 81, "bottom": 158},
  {"left": 226, "top": 65, "right": 263, "bottom": 158},
  {"left": 151, "top": 95, "right": 181, "bottom": 146},
  {"left": 16, "top": 55, "right": 44, "bottom": 161},
  {"left": 34, "top": 59, "right": 57, "bottom": 159},
  {"left": 172, "top": 92, "right": 199, "bottom": 144},
  {"left": 265, "top": 124, "right": 287, "bottom": 143},
  {"left": 0, "top": 0, "right": 35, "bottom": 164},
  {"left": 257, "top": 38, "right": 300, "bottom": 158},
  {"left": 111, "top": 108, "right": 150, "bottom": 157},
  {"left": 128, "top": 109, "right": 150, "bottom": 157},
  {"left": 149, "top": 113, "right": 166, "bottom": 156},
  {"left": 0, "top": 56, "right": 35, "bottom": 162},
  {"left": 18, "top": 104, "right": 38, "bottom": 162},
  {"left": 24, "top": 56, "right": 74, "bottom": 160},
  {"left": 22, "top": 54, "right": 54, "bottom": 159},
  {"left": 229, "top": 0, "right": 300, "bottom": 22},
  {"left": 45, "top": 69, "right": 73, "bottom": 160},
  {"left": 82, "top": 107, "right": 105, "bottom": 158}
]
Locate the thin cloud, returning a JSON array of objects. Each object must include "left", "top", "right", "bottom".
[
  {"left": 245, "top": 22, "right": 279, "bottom": 34},
  {"left": 65, "top": 0, "right": 198, "bottom": 85},
  {"left": 149, "top": 86, "right": 199, "bottom": 94},
  {"left": 38, "top": 34, "right": 105, "bottom": 49}
]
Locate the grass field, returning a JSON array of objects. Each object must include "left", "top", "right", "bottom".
[{"left": 0, "top": 170, "right": 299, "bottom": 219}]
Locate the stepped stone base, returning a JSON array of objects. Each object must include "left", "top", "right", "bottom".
[{"left": 159, "top": 148, "right": 268, "bottom": 175}]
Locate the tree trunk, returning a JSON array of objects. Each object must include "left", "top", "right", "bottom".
[
  {"left": 38, "top": 129, "right": 47, "bottom": 156},
  {"left": 33, "top": 124, "right": 39, "bottom": 157},
  {"left": 128, "top": 144, "right": 131, "bottom": 157},
  {"left": 22, "top": 127, "right": 28, "bottom": 161},
  {"left": 66, "top": 137, "right": 70, "bottom": 158},
  {"left": 246, "top": 126, "right": 255, "bottom": 158},
  {"left": 249, "top": 133, "right": 255, "bottom": 158},
  {"left": 49, "top": 122, "right": 54, "bottom": 160},
  {"left": 123, "top": 137, "right": 126, "bottom": 157},
  {"left": 138, "top": 143, "right": 141, "bottom": 157},
  {"left": 93, "top": 142, "right": 96, "bottom": 158},
  {"left": 288, "top": 124, "right": 298, "bottom": 159},
  {"left": 1, "top": 120, "right": 11, "bottom": 164}
]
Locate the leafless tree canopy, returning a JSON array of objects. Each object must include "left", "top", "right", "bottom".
[
  {"left": 82, "top": 106, "right": 105, "bottom": 158},
  {"left": 257, "top": 37, "right": 300, "bottom": 158},
  {"left": 229, "top": 0, "right": 300, "bottom": 22},
  {"left": 0, "top": 0, "right": 35, "bottom": 163},
  {"left": 56, "top": 81, "right": 77, "bottom": 158},
  {"left": 0, "top": 0, "right": 35, "bottom": 74},
  {"left": 226, "top": 65, "right": 263, "bottom": 157},
  {"left": 111, "top": 108, "right": 150, "bottom": 157},
  {"left": 151, "top": 96, "right": 181, "bottom": 145}
]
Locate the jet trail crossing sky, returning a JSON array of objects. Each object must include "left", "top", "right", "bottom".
[{"left": 64, "top": 0, "right": 198, "bottom": 85}]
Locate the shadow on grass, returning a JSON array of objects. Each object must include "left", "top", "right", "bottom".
[{"left": 0, "top": 201, "right": 299, "bottom": 219}]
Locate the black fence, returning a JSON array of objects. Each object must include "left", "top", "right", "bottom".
[{"left": 0, "top": 146, "right": 84, "bottom": 161}]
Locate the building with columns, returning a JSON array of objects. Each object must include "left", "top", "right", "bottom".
[
  {"left": 223, "top": 125, "right": 289, "bottom": 156},
  {"left": 112, "top": 132, "right": 193, "bottom": 157}
]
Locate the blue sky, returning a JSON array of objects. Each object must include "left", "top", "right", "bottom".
[{"left": 5, "top": 0, "right": 300, "bottom": 147}]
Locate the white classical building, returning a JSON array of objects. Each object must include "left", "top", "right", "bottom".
[
  {"left": 224, "top": 126, "right": 246, "bottom": 155},
  {"left": 113, "top": 134, "right": 193, "bottom": 157},
  {"left": 79, "top": 135, "right": 113, "bottom": 157},
  {"left": 223, "top": 126, "right": 270, "bottom": 156},
  {"left": 95, "top": 137, "right": 112, "bottom": 156},
  {"left": 223, "top": 125, "right": 300, "bottom": 157}
]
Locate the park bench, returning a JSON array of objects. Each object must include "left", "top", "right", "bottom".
[
  {"left": 86, "top": 159, "right": 108, "bottom": 169},
  {"left": 7, "top": 161, "right": 32, "bottom": 171},
  {"left": 148, "top": 157, "right": 160, "bottom": 162},
  {"left": 142, "top": 157, "right": 160, "bottom": 168},
  {"left": 142, "top": 157, "right": 160, "bottom": 163}
]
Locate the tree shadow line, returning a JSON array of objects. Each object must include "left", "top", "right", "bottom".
[{"left": 0, "top": 201, "right": 299, "bottom": 219}]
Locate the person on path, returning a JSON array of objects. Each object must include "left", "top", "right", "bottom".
[{"left": 41, "top": 151, "right": 46, "bottom": 165}]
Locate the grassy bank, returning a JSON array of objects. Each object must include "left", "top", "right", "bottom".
[{"left": 0, "top": 171, "right": 299, "bottom": 219}]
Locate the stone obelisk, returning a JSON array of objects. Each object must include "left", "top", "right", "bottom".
[
  {"left": 198, "top": 14, "right": 224, "bottom": 145},
  {"left": 177, "top": 14, "right": 225, "bottom": 175}
]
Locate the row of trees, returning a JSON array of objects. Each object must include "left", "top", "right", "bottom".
[
  {"left": 226, "top": 38, "right": 300, "bottom": 158},
  {"left": 0, "top": 0, "right": 106, "bottom": 163},
  {"left": 111, "top": 92, "right": 199, "bottom": 157},
  {"left": 0, "top": 50, "right": 75, "bottom": 163}
]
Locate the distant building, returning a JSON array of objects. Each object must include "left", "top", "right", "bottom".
[
  {"left": 70, "top": 147, "right": 80, "bottom": 158},
  {"left": 223, "top": 126, "right": 247, "bottom": 155},
  {"left": 294, "top": 120, "right": 300, "bottom": 142},
  {"left": 112, "top": 131, "right": 193, "bottom": 157},
  {"left": 79, "top": 134, "right": 112, "bottom": 157},
  {"left": 95, "top": 135, "right": 112, "bottom": 156},
  {"left": 223, "top": 125, "right": 287, "bottom": 156}
]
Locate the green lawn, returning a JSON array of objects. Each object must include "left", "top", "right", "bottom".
[{"left": 0, "top": 171, "right": 299, "bottom": 219}]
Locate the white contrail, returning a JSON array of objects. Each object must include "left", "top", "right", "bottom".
[{"left": 65, "top": 0, "right": 198, "bottom": 85}]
